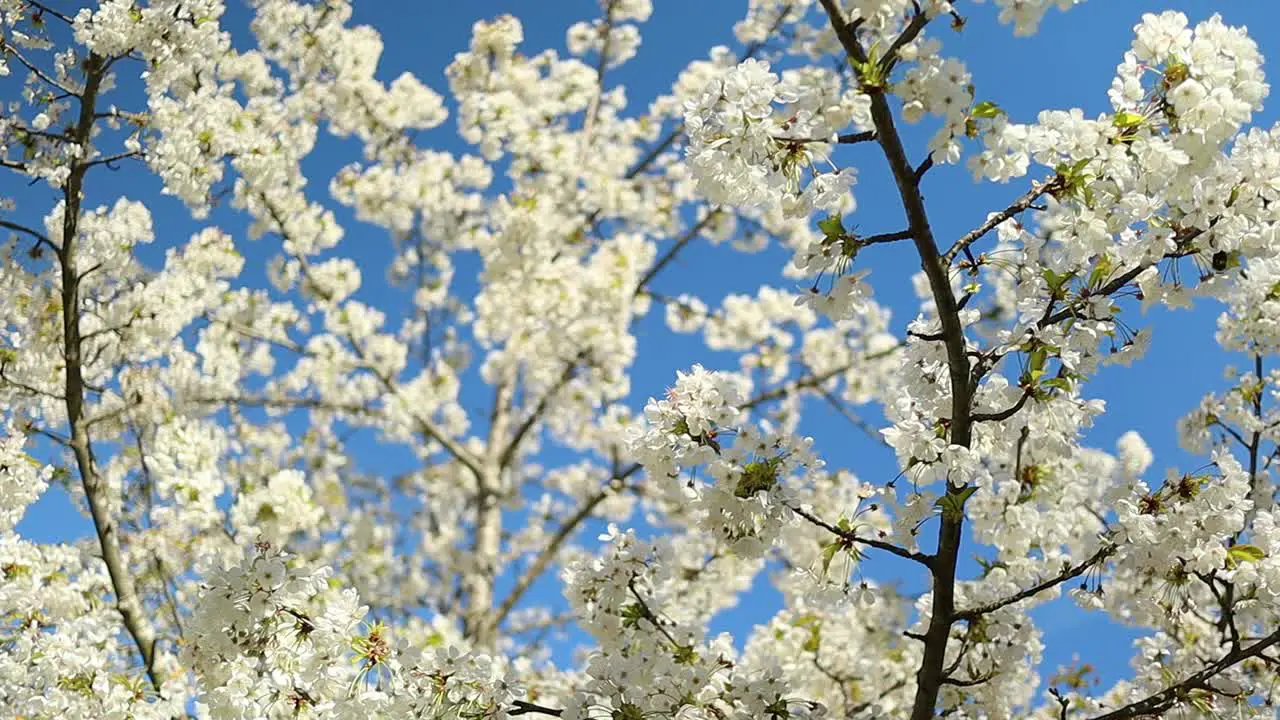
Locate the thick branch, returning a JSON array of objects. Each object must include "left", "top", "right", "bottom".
[
  {"left": 55, "top": 54, "right": 161, "bottom": 689},
  {"left": 860, "top": 228, "right": 914, "bottom": 246},
  {"left": 775, "top": 131, "right": 877, "bottom": 144},
  {"left": 880, "top": 11, "right": 931, "bottom": 74},
  {"left": 817, "top": 5, "right": 970, "bottom": 719},
  {"left": 839, "top": 130, "right": 877, "bottom": 144},
  {"left": 26, "top": 1, "right": 76, "bottom": 24}
]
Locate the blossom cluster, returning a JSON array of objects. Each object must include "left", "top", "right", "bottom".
[{"left": 4, "top": 1, "right": 1280, "bottom": 719}]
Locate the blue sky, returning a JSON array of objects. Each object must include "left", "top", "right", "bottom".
[{"left": 13, "top": 0, "right": 1280, "bottom": 703}]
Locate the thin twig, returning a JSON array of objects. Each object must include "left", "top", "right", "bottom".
[
  {"left": 943, "top": 177, "right": 1056, "bottom": 264},
  {"left": 492, "top": 463, "right": 642, "bottom": 630},
  {"left": 860, "top": 228, "right": 914, "bottom": 246},
  {"left": 968, "top": 389, "right": 1033, "bottom": 423},
  {"left": 1085, "top": 627, "right": 1280, "bottom": 719},
  {"left": 510, "top": 700, "right": 565, "bottom": 717},
  {"left": 790, "top": 504, "right": 933, "bottom": 567},
  {"left": 952, "top": 544, "right": 1116, "bottom": 622}
]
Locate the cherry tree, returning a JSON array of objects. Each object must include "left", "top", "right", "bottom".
[{"left": 2, "top": 0, "right": 1279, "bottom": 717}]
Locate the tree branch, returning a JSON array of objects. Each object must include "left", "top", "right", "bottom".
[
  {"left": 790, "top": 504, "right": 933, "bottom": 567},
  {"left": 860, "top": 228, "right": 914, "bottom": 246},
  {"left": 817, "top": 5, "right": 971, "bottom": 719},
  {"left": 635, "top": 210, "right": 719, "bottom": 293},
  {"left": 943, "top": 176, "right": 1057, "bottom": 264},
  {"left": 610, "top": 3, "right": 794, "bottom": 188},
  {"left": 952, "top": 544, "right": 1115, "bottom": 622},
  {"left": 510, "top": 700, "right": 565, "bottom": 717},
  {"left": 1086, "top": 627, "right": 1280, "bottom": 720},
  {"left": 0, "top": 219, "right": 58, "bottom": 251},
  {"left": 497, "top": 358, "right": 583, "bottom": 471},
  {"left": 968, "top": 388, "right": 1033, "bottom": 423},
  {"left": 266, "top": 202, "right": 486, "bottom": 479},
  {"left": 54, "top": 53, "right": 162, "bottom": 690},
  {"left": 740, "top": 342, "right": 903, "bottom": 411},
  {"left": 491, "top": 462, "right": 642, "bottom": 631},
  {"left": 0, "top": 38, "right": 82, "bottom": 96}
]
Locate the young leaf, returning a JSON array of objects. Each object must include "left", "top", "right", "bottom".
[
  {"left": 1227, "top": 544, "right": 1266, "bottom": 568},
  {"left": 971, "top": 100, "right": 1003, "bottom": 119},
  {"left": 1113, "top": 111, "right": 1145, "bottom": 128},
  {"left": 820, "top": 540, "right": 843, "bottom": 576},
  {"left": 818, "top": 213, "right": 845, "bottom": 240}
]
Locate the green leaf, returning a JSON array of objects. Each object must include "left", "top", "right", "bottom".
[
  {"left": 1113, "top": 111, "right": 1145, "bottom": 128},
  {"left": 1028, "top": 346, "right": 1048, "bottom": 375},
  {"left": 1187, "top": 689, "right": 1214, "bottom": 714},
  {"left": 935, "top": 486, "right": 978, "bottom": 521},
  {"left": 818, "top": 213, "right": 844, "bottom": 239},
  {"left": 792, "top": 614, "right": 822, "bottom": 653},
  {"left": 1227, "top": 544, "right": 1266, "bottom": 568},
  {"left": 734, "top": 456, "right": 783, "bottom": 498},
  {"left": 673, "top": 644, "right": 699, "bottom": 664},
  {"left": 971, "top": 100, "right": 1003, "bottom": 119},
  {"left": 850, "top": 43, "right": 889, "bottom": 90},
  {"left": 1087, "top": 255, "right": 1113, "bottom": 289},
  {"left": 1041, "top": 269, "right": 1074, "bottom": 295},
  {"left": 820, "top": 540, "right": 842, "bottom": 577},
  {"left": 802, "top": 632, "right": 820, "bottom": 654},
  {"left": 619, "top": 602, "right": 646, "bottom": 629}
]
